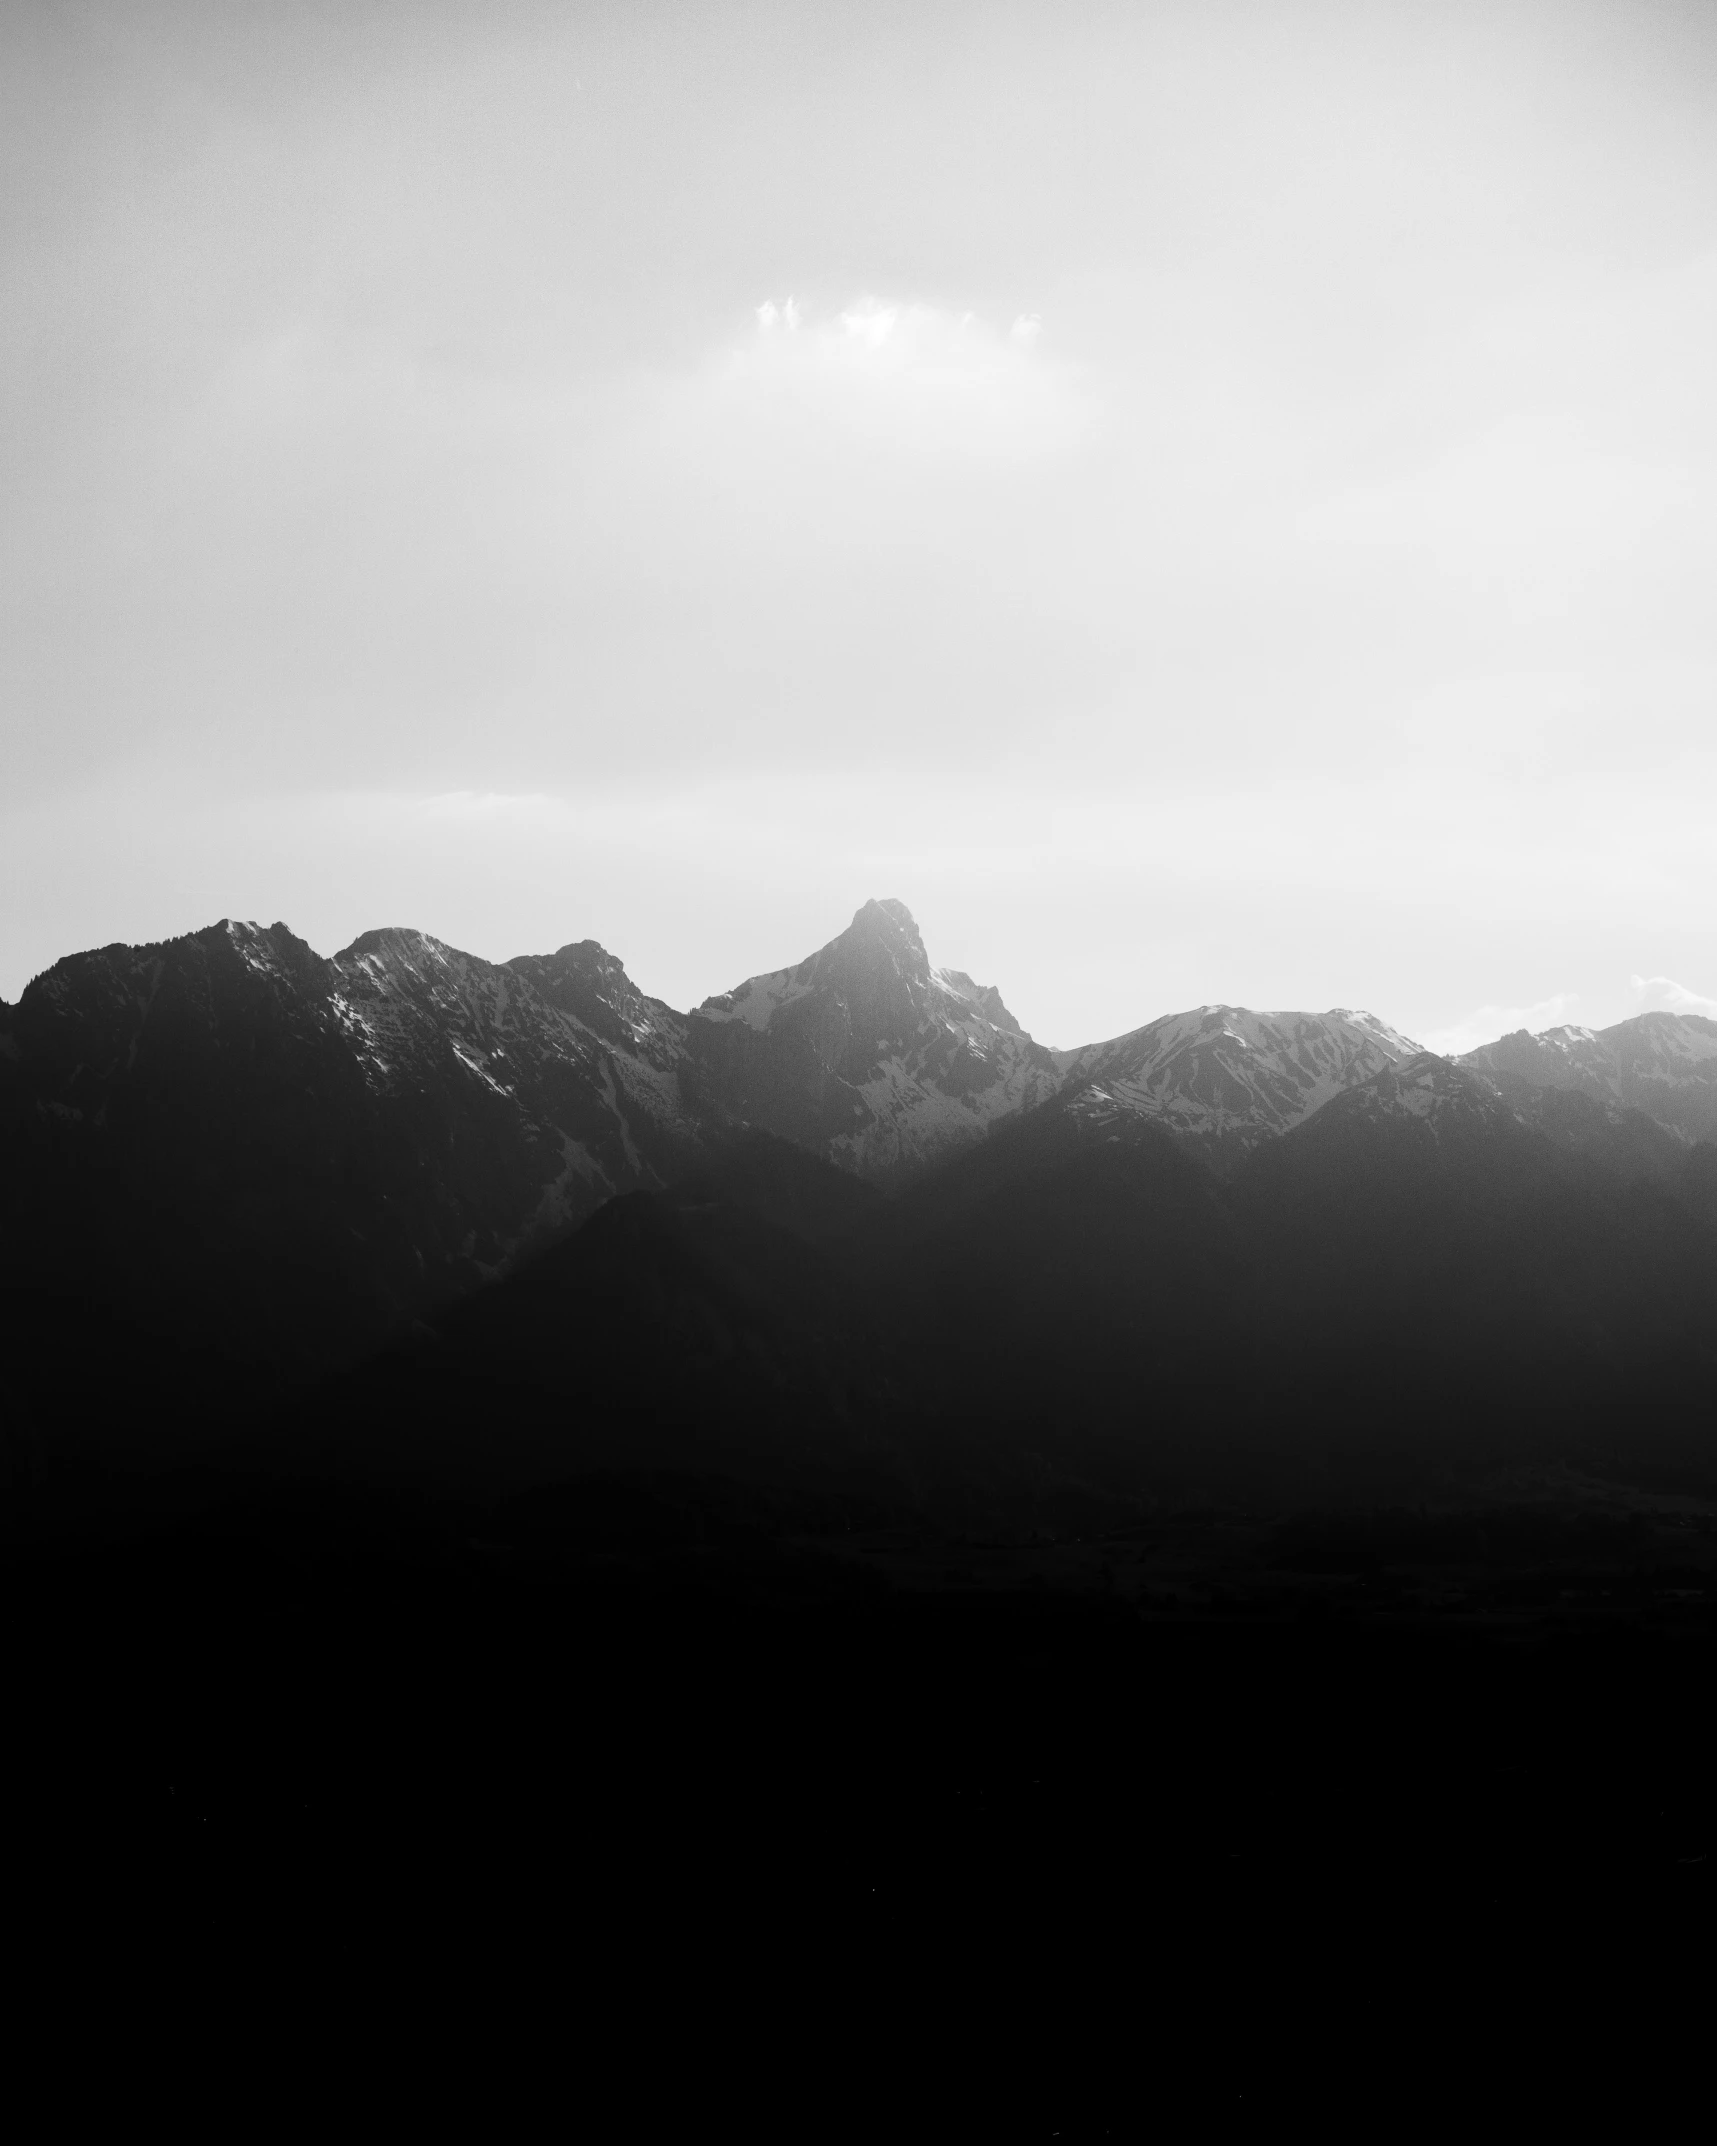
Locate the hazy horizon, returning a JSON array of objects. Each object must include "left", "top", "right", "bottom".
[{"left": 6, "top": 1, "right": 1715, "bottom": 1053}]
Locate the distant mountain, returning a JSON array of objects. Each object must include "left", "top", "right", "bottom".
[
  {"left": 1233, "top": 1050, "right": 1717, "bottom": 1376},
  {"left": 685, "top": 897, "right": 1060, "bottom": 1181},
  {"left": 336, "top": 1044, "right": 1717, "bottom": 1517},
  {"left": 1, "top": 899, "right": 1062, "bottom": 1359},
  {"left": 1459, "top": 1013, "right": 1717, "bottom": 1147},
  {"left": 683, "top": 902, "right": 1432, "bottom": 1177},
  {"left": 0, "top": 918, "right": 697, "bottom": 1363},
  {"left": 7, "top": 898, "right": 1716, "bottom": 1386},
  {"left": 1054, "top": 1005, "right": 1422, "bottom": 1173}
]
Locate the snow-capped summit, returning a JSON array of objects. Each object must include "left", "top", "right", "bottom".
[
  {"left": 508, "top": 939, "right": 689, "bottom": 1071},
  {"left": 1053, "top": 1002, "right": 1424, "bottom": 1171},
  {"left": 11, "top": 896, "right": 1713, "bottom": 1388},
  {"left": 689, "top": 911, "right": 1433, "bottom": 1177},
  {"left": 697, "top": 898, "right": 944, "bottom": 1038},
  {"left": 0, "top": 917, "right": 715, "bottom": 1366},
  {"left": 687, "top": 898, "right": 1060, "bottom": 1180}
]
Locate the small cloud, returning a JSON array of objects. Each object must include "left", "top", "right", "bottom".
[
  {"left": 838, "top": 300, "right": 899, "bottom": 349},
  {"left": 710, "top": 295, "right": 1082, "bottom": 461},
  {"left": 1419, "top": 991, "right": 1581, "bottom": 1059},
  {"left": 1630, "top": 973, "right": 1717, "bottom": 1016}
]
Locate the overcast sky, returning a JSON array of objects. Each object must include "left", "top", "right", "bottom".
[{"left": 4, "top": 0, "right": 1715, "bottom": 1050}]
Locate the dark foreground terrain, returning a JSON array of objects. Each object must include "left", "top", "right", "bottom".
[
  {"left": 8, "top": 1096, "right": 1717, "bottom": 2125},
  {"left": 8, "top": 1278, "right": 1714, "bottom": 2127}
]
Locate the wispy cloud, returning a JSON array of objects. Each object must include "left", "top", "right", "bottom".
[
  {"left": 707, "top": 296, "right": 1087, "bottom": 460},
  {"left": 1419, "top": 993, "right": 1582, "bottom": 1059},
  {"left": 1631, "top": 974, "right": 1717, "bottom": 1016}
]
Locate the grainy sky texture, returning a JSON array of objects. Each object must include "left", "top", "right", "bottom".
[{"left": 4, "top": 0, "right": 1715, "bottom": 1048}]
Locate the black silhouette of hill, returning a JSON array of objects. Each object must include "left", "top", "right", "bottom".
[
  {"left": 0, "top": 918, "right": 696, "bottom": 1369},
  {"left": 9, "top": 901, "right": 1717, "bottom": 1433},
  {"left": 10, "top": 975, "right": 1717, "bottom": 2124}
]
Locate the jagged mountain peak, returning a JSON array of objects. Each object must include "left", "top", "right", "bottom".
[
  {"left": 824, "top": 896, "right": 934, "bottom": 997},
  {"left": 1630, "top": 1008, "right": 1717, "bottom": 1035},
  {"left": 1237, "top": 1051, "right": 1539, "bottom": 1212},
  {"left": 1528, "top": 1022, "right": 1598, "bottom": 1045},
  {"left": 1319, "top": 1006, "right": 1423, "bottom": 1052},
  {"left": 934, "top": 969, "right": 1023, "bottom": 1036},
  {"left": 696, "top": 900, "right": 1014, "bottom": 1037},
  {"left": 1358, "top": 1049, "right": 1514, "bottom": 1118},
  {"left": 14, "top": 902, "right": 1717, "bottom": 1394},
  {"left": 32, "top": 898, "right": 1708, "bottom": 1230},
  {"left": 19, "top": 917, "right": 331, "bottom": 1033},
  {"left": 696, "top": 898, "right": 928, "bottom": 1029},
  {"left": 220, "top": 916, "right": 298, "bottom": 952},
  {"left": 850, "top": 895, "right": 922, "bottom": 939},
  {"left": 1458, "top": 1007, "right": 1717, "bottom": 1146},
  {"left": 339, "top": 925, "right": 472, "bottom": 971},
  {"left": 1053, "top": 1001, "right": 1425, "bottom": 1169},
  {"left": 687, "top": 899, "right": 1058, "bottom": 1179},
  {"left": 1, "top": 910, "right": 718, "bottom": 1364},
  {"left": 508, "top": 938, "right": 685, "bottom": 1065}
]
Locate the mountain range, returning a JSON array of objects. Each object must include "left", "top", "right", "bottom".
[
  {"left": 4, "top": 897, "right": 1716, "bottom": 1416},
  {"left": 1460, "top": 1013, "right": 1717, "bottom": 1146}
]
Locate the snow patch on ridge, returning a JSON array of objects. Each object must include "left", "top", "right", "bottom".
[
  {"left": 695, "top": 967, "right": 817, "bottom": 1030},
  {"left": 829, "top": 1044, "right": 1061, "bottom": 1177},
  {"left": 1057, "top": 1004, "right": 1426, "bottom": 1163}
]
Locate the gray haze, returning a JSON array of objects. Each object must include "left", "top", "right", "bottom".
[{"left": 4, "top": 0, "right": 1715, "bottom": 1049}]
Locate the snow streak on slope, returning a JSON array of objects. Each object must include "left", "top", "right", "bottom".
[
  {"left": 1311, "top": 1051, "right": 1524, "bottom": 1141},
  {"left": 695, "top": 965, "right": 818, "bottom": 1033},
  {"left": 327, "top": 928, "right": 712, "bottom": 1239},
  {"left": 692, "top": 899, "right": 1061, "bottom": 1180},
  {"left": 8, "top": 899, "right": 1495, "bottom": 1226},
  {"left": 1054, "top": 1004, "right": 1423, "bottom": 1170},
  {"left": 6, "top": 919, "right": 702, "bottom": 1287}
]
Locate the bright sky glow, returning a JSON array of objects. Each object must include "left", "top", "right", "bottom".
[{"left": 3, "top": 1, "right": 1715, "bottom": 1049}]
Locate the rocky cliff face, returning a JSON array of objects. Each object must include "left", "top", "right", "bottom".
[
  {"left": 685, "top": 898, "right": 1061, "bottom": 1182},
  {"left": 13, "top": 897, "right": 1710, "bottom": 1372},
  {"left": 0, "top": 898, "right": 1462, "bottom": 1359},
  {"left": 1459, "top": 1013, "right": 1717, "bottom": 1147},
  {"left": 0, "top": 919, "right": 699, "bottom": 1363},
  {"left": 1053, "top": 1005, "right": 1423, "bottom": 1173}
]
